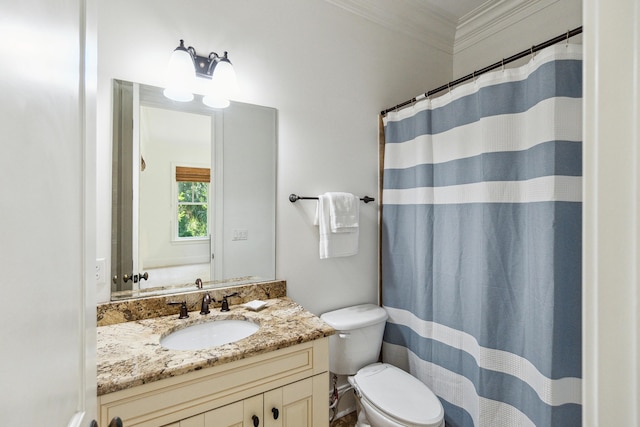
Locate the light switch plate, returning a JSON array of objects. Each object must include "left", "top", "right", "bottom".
[{"left": 232, "top": 229, "right": 248, "bottom": 241}]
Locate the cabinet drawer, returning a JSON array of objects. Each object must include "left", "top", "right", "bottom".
[{"left": 99, "top": 338, "right": 328, "bottom": 427}]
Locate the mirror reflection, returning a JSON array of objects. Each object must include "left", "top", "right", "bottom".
[{"left": 111, "top": 80, "right": 276, "bottom": 300}]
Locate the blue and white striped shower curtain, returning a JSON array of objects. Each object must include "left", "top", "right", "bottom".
[{"left": 381, "top": 44, "right": 582, "bottom": 427}]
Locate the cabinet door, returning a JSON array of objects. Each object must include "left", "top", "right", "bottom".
[
  {"left": 281, "top": 378, "right": 313, "bottom": 427},
  {"left": 263, "top": 388, "right": 283, "bottom": 427},
  {"left": 243, "top": 394, "right": 264, "bottom": 427},
  {"left": 180, "top": 414, "right": 205, "bottom": 427},
  {"left": 160, "top": 413, "right": 204, "bottom": 427},
  {"left": 204, "top": 401, "right": 243, "bottom": 427}
]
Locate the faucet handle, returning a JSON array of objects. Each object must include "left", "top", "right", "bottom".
[
  {"left": 168, "top": 301, "right": 189, "bottom": 319},
  {"left": 220, "top": 292, "right": 239, "bottom": 312}
]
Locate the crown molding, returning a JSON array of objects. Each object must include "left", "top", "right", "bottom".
[
  {"left": 324, "top": 0, "right": 458, "bottom": 54},
  {"left": 325, "top": 0, "right": 562, "bottom": 56},
  {"left": 454, "top": 0, "right": 560, "bottom": 53}
]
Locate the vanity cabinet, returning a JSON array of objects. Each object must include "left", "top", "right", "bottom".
[
  {"left": 163, "top": 376, "right": 314, "bottom": 427},
  {"left": 98, "top": 338, "right": 329, "bottom": 427}
]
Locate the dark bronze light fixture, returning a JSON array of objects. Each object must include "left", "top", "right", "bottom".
[{"left": 163, "top": 39, "right": 237, "bottom": 108}]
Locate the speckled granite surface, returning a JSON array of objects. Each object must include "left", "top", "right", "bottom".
[
  {"left": 97, "top": 280, "right": 287, "bottom": 326},
  {"left": 97, "top": 296, "right": 335, "bottom": 396}
]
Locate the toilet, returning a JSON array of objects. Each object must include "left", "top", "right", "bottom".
[{"left": 321, "top": 304, "right": 444, "bottom": 427}]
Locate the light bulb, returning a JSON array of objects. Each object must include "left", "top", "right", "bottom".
[
  {"left": 202, "top": 94, "right": 230, "bottom": 109},
  {"left": 212, "top": 59, "right": 237, "bottom": 98},
  {"left": 204, "top": 53, "right": 238, "bottom": 103},
  {"left": 163, "top": 41, "right": 195, "bottom": 102}
]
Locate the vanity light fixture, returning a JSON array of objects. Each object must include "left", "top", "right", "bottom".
[{"left": 163, "top": 39, "right": 237, "bottom": 108}]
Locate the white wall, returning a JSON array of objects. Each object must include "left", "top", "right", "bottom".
[
  {"left": 220, "top": 102, "right": 277, "bottom": 281},
  {"left": 139, "top": 106, "right": 211, "bottom": 270},
  {"left": 96, "top": 0, "right": 452, "bottom": 312}
]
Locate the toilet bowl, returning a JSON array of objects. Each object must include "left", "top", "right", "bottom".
[{"left": 320, "top": 304, "right": 445, "bottom": 427}]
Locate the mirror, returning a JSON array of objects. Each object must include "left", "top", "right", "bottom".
[{"left": 111, "top": 80, "right": 276, "bottom": 300}]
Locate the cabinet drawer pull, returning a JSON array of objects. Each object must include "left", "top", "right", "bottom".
[
  {"left": 272, "top": 407, "right": 279, "bottom": 419},
  {"left": 252, "top": 415, "right": 260, "bottom": 426}
]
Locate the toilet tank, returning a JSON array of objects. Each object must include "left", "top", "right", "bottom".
[{"left": 320, "top": 304, "right": 388, "bottom": 375}]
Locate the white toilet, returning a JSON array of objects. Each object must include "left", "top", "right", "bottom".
[{"left": 321, "top": 304, "right": 444, "bottom": 427}]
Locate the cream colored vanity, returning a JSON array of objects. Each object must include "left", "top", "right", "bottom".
[
  {"left": 97, "top": 287, "right": 334, "bottom": 427},
  {"left": 99, "top": 339, "right": 328, "bottom": 427}
]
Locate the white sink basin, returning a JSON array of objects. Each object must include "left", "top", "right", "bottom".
[{"left": 160, "top": 319, "right": 259, "bottom": 351}]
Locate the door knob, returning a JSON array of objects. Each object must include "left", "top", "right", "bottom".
[
  {"left": 109, "top": 417, "right": 123, "bottom": 427},
  {"left": 252, "top": 414, "right": 260, "bottom": 426},
  {"left": 272, "top": 407, "right": 279, "bottom": 419}
]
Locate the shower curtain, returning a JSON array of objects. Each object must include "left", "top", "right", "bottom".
[{"left": 381, "top": 44, "right": 582, "bottom": 427}]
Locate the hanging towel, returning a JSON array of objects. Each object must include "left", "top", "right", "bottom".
[
  {"left": 327, "top": 192, "right": 359, "bottom": 232},
  {"left": 315, "top": 193, "right": 359, "bottom": 259}
]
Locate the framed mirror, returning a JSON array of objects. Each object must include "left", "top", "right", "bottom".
[{"left": 111, "top": 80, "right": 276, "bottom": 300}]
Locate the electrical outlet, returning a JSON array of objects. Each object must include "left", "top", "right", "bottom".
[{"left": 96, "top": 258, "right": 106, "bottom": 284}]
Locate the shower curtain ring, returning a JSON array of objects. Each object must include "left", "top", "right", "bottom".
[
  {"left": 501, "top": 59, "right": 505, "bottom": 71},
  {"left": 566, "top": 30, "right": 570, "bottom": 46}
]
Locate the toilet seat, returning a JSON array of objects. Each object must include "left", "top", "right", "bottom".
[{"left": 351, "top": 363, "right": 444, "bottom": 427}]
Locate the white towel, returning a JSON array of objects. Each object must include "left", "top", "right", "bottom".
[
  {"left": 327, "top": 192, "right": 359, "bottom": 232},
  {"left": 315, "top": 194, "right": 359, "bottom": 259}
]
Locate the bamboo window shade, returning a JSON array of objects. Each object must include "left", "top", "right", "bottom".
[{"left": 175, "top": 166, "right": 211, "bottom": 183}]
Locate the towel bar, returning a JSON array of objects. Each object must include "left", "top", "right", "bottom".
[{"left": 289, "top": 193, "right": 375, "bottom": 203}]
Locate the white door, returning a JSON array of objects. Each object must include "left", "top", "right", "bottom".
[{"left": 0, "top": 0, "right": 97, "bottom": 425}]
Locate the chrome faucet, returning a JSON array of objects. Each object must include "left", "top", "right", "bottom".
[{"left": 200, "top": 293, "right": 214, "bottom": 315}]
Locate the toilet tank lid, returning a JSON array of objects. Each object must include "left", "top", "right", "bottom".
[{"left": 320, "top": 304, "right": 388, "bottom": 330}]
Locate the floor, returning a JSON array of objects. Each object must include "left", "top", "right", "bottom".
[{"left": 332, "top": 412, "right": 357, "bottom": 427}]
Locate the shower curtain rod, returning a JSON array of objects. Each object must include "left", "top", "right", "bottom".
[{"left": 380, "top": 26, "right": 583, "bottom": 116}]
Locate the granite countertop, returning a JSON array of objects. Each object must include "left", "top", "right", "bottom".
[{"left": 97, "top": 297, "right": 335, "bottom": 396}]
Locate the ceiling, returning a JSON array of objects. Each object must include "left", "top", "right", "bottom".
[{"left": 422, "top": 0, "right": 491, "bottom": 21}]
